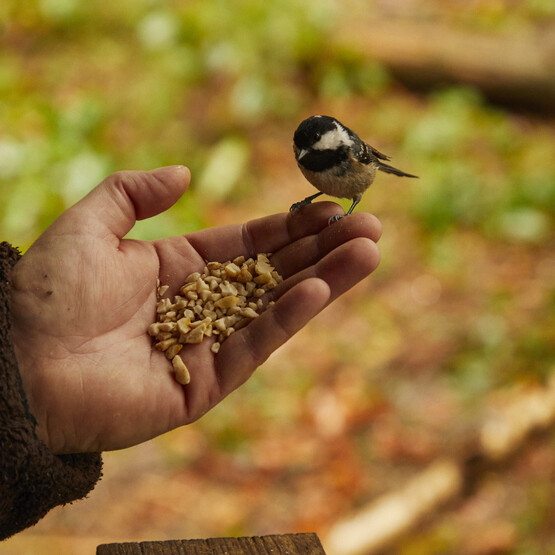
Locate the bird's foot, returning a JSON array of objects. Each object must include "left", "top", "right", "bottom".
[
  {"left": 290, "top": 192, "right": 324, "bottom": 213},
  {"left": 328, "top": 214, "right": 344, "bottom": 225},
  {"left": 290, "top": 199, "right": 311, "bottom": 213}
]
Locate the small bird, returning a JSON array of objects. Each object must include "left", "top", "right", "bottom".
[{"left": 291, "top": 115, "right": 418, "bottom": 223}]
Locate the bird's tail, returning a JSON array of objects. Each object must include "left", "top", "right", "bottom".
[{"left": 377, "top": 161, "right": 418, "bottom": 178}]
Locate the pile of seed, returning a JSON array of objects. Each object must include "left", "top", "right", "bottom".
[{"left": 148, "top": 253, "right": 282, "bottom": 385}]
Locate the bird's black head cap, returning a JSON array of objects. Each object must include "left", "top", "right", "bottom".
[{"left": 293, "top": 115, "right": 339, "bottom": 150}]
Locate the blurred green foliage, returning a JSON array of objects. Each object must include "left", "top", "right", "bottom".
[
  {"left": 3, "top": 0, "right": 553, "bottom": 247},
  {"left": 1, "top": 0, "right": 388, "bottom": 247},
  {"left": 405, "top": 87, "right": 555, "bottom": 241}
]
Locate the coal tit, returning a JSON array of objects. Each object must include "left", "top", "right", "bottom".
[{"left": 291, "top": 115, "right": 417, "bottom": 223}]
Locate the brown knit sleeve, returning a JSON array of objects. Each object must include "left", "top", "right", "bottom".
[{"left": 0, "top": 241, "right": 102, "bottom": 540}]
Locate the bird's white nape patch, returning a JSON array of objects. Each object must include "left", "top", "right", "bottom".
[{"left": 312, "top": 121, "right": 352, "bottom": 151}]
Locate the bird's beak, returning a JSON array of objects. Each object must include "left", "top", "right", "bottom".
[{"left": 296, "top": 148, "right": 308, "bottom": 161}]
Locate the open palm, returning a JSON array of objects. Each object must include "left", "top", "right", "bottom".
[{"left": 10, "top": 166, "right": 381, "bottom": 454}]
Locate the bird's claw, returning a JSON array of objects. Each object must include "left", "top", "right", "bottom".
[
  {"left": 290, "top": 200, "right": 309, "bottom": 213},
  {"left": 290, "top": 192, "right": 324, "bottom": 213},
  {"left": 328, "top": 214, "right": 344, "bottom": 225}
]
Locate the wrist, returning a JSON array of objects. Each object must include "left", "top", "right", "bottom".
[{"left": 11, "top": 330, "right": 55, "bottom": 450}]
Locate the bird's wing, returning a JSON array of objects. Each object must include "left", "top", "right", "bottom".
[
  {"left": 377, "top": 161, "right": 418, "bottom": 178},
  {"left": 366, "top": 143, "right": 391, "bottom": 161},
  {"left": 354, "top": 142, "right": 390, "bottom": 165},
  {"left": 352, "top": 142, "right": 372, "bottom": 165}
]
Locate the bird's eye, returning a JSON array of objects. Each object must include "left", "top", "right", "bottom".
[{"left": 313, "top": 132, "right": 321, "bottom": 142}]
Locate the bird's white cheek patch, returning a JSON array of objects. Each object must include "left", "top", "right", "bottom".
[{"left": 313, "top": 125, "right": 352, "bottom": 151}]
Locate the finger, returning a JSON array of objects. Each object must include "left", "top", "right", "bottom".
[
  {"left": 271, "top": 212, "right": 382, "bottom": 278},
  {"left": 214, "top": 277, "right": 331, "bottom": 394},
  {"left": 185, "top": 201, "right": 345, "bottom": 262},
  {"left": 69, "top": 166, "right": 191, "bottom": 239},
  {"left": 270, "top": 236, "right": 380, "bottom": 305},
  {"left": 153, "top": 201, "right": 350, "bottom": 296}
]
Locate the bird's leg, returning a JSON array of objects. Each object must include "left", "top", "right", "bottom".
[
  {"left": 290, "top": 192, "right": 324, "bottom": 213},
  {"left": 328, "top": 197, "right": 361, "bottom": 225},
  {"left": 345, "top": 197, "right": 361, "bottom": 216}
]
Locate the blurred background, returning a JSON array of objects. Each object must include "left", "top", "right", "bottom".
[{"left": 2, "top": 0, "right": 555, "bottom": 553}]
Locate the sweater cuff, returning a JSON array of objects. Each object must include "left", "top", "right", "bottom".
[{"left": 0, "top": 241, "right": 102, "bottom": 540}]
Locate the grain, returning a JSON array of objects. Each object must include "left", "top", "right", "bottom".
[
  {"left": 172, "top": 355, "right": 190, "bottom": 385},
  {"left": 148, "top": 253, "right": 283, "bottom": 385}
]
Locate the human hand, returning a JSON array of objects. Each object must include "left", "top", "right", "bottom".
[{"left": 10, "top": 166, "right": 381, "bottom": 454}]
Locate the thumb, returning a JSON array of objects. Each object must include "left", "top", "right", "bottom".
[{"left": 71, "top": 165, "right": 191, "bottom": 239}]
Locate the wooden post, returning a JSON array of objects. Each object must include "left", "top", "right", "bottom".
[{"left": 97, "top": 533, "right": 326, "bottom": 555}]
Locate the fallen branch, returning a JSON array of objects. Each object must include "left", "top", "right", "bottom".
[
  {"left": 324, "top": 372, "right": 555, "bottom": 555},
  {"left": 337, "top": 21, "right": 555, "bottom": 112}
]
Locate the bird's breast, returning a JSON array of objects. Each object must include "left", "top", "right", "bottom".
[{"left": 299, "top": 159, "right": 376, "bottom": 200}]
